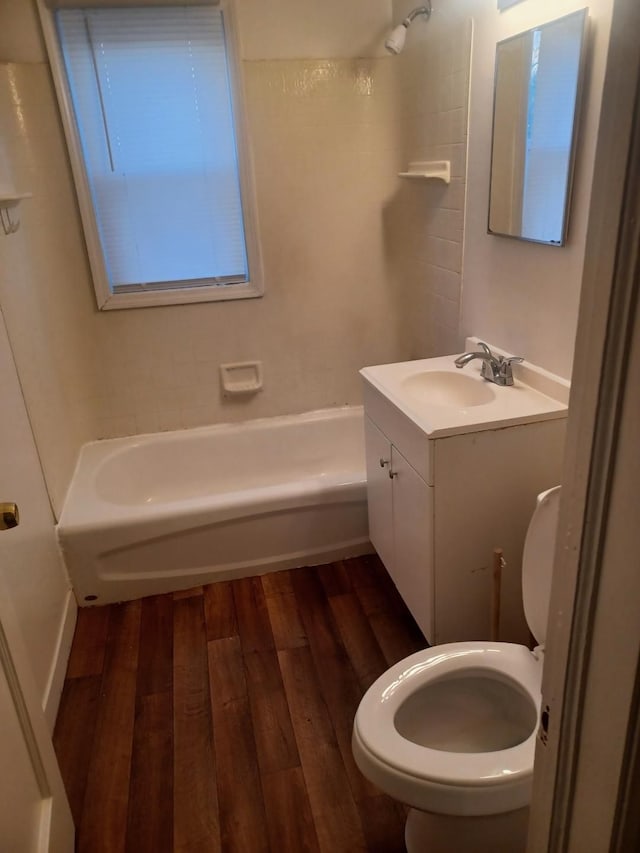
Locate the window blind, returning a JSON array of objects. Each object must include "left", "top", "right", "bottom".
[{"left": 56, "top": 6, "right": 249, "bottom": 291}]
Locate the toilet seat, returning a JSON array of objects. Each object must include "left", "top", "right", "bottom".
[{"left": 353, "top": 642, "right": 542, "bottom": 816}]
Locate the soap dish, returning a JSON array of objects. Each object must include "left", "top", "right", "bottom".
[
  {"left": 398, "top": 160, "right": 451, "bottom": 183},
  {"left": 220, "top": 361, "right": 264, "bottom": 396}
]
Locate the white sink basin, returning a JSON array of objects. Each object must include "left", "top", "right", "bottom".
[
  {"left": 361, "top": 345, "right": 569, "bottom": 439},
  {"left": 400, "top": 370, "right": 496, "bottom": 408}
]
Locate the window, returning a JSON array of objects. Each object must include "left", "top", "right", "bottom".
[{"left": 40, "top": 2, "right": 262, "bottom": 309}]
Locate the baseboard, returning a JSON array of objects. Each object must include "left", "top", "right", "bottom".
[{"left": 42, "top": 590, "right": 77, "bottom": 732}]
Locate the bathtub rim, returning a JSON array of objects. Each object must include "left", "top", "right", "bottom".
[
  {"left": 58, "top": 473, "right": 366, "bottom": 537},
  {"left": 59, "top": 404, "right": 366, "bottom": 532}
]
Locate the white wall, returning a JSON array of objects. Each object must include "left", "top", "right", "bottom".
[
  {"left": 0, "top": 0, "right": 45, "bottom": 62},
  {"left": 235, "top": 0, "right": 393, "bottom": 60},
  {"left": 462, "top": 0, "right": 614, "bottom": 379}
]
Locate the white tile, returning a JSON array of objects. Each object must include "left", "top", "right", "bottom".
[{"left": 428, "top": 265, "right": 462, "bottom": 301}]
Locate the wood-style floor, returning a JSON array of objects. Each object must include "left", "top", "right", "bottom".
[{"left": 53, "top": 555, "right": 425, "bottom": 853}]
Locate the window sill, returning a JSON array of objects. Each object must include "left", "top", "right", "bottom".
[{"left": 98, "top": 280, "right": 263, "bottom": 310}]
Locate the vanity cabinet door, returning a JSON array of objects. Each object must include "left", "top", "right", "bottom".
[
  {"left": 391, "top": 446, "right": 434, "bottom": 642},
  {"left": 364, "top": 416, "right": 395, "bottom": 573}
]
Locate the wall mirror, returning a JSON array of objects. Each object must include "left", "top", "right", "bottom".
[{"left": 488, "top": 9, "right": 588, "bottom": 246}]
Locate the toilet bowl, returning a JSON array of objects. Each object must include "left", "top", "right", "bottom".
[{"left": 352, "top": 486, "right": 561, "bottom": 853}]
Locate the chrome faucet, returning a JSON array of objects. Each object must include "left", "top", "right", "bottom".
[{"left": 454, "top": 341, "right": 523, "bottom": 386}]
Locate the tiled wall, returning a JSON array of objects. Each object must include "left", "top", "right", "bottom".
[
  {"left": 88, "top": 57, "right": 406, "bottom": 440},
  {"left": 0, "top": 62, "right": 101, "bottom": 514},
  {"left": 389, "top": 0, "right": 473, "bottom": 358},
  {"left": 389, "top": 0, "right": 613, "bottom": 377},
  {"left": 0, "top": 4, "right": 408, "bottom": 515}
]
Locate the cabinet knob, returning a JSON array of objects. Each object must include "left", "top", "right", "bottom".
[
  {"left": 379, "top": 457, "right": 390, "bottom": 468},
  {"left": 0, "top": 502, "right": 19, "bottom": 530},
  {"left": 388, "top": 469, "right": 398, "bottom": 479}
]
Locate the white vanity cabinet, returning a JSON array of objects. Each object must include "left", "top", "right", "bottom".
[
  {"left": 365, "top": 416, "right": 434, "bottom": 639},
  {"left": 362, "top": 365, "right": 567, "bottom": 646}
]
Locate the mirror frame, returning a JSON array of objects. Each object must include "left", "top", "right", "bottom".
[{"left": 487, "top": 8, "right": 589, "bottom": 247}]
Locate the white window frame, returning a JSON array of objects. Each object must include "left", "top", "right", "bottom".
[{"left": 36, "top": 0, "right": 264, "bottom": 310}]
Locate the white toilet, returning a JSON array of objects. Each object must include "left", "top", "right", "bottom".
[{"left": 352, "top": 486, "right": 561, "bottom": 853}]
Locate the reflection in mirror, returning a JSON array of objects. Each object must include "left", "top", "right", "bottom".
[{"left": 488, "top": 9, "right": 588, "bottom": 246}]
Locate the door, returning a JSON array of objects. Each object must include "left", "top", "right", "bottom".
[
  {"left": 0, "top": 316, "right": 74, "bottom": 851},
  {"left": 0, "top": 580, "right": 74, "bottom": 852},
  {"left": 527, "top": 1, "right": 640, "bottom": 848},
  {"left": 364, "top": 416, "right": 435, "bottom": 642},
  {"left": 363, "top": 416, "right": 395, "bottom": 572},
  {"left": 391, "top": 445, "right": 434, "bottom": 642}
]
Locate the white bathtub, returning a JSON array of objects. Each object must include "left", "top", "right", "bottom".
[{"left": 58, "top": 406, "right": 370, "bottom": 605}]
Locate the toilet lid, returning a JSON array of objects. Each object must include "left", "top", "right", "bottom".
[{"left": 522, "top": 486, "right": 561, "bottom": 646}]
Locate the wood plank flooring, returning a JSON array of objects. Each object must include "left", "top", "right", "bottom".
[{"left": 54, "top": 555, "right": 425, "bottom": 853}]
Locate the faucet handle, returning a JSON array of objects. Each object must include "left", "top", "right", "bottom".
[
  {"left": 477, "top": 341, "right": 493, "bottom": 358},
  {"left": 498, "top": 355, "right": 524, "bottom": 383}
]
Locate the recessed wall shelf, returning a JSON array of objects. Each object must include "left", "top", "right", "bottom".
[
  {"left": 220, "top": 360, "right": 264, "bottom": 397},
  {"left": 0, "top": 192, "right": 32, "bottom": 235},
  {"left": 398, "top": 160, "right": 451, "bottom": 184}
]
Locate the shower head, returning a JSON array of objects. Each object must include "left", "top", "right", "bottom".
[
  {"left": 385, "top": 24, "right": 407, "bottom": 55},
  {"left": 385, "top": 3, "right": 432, "bottom": 55}
]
